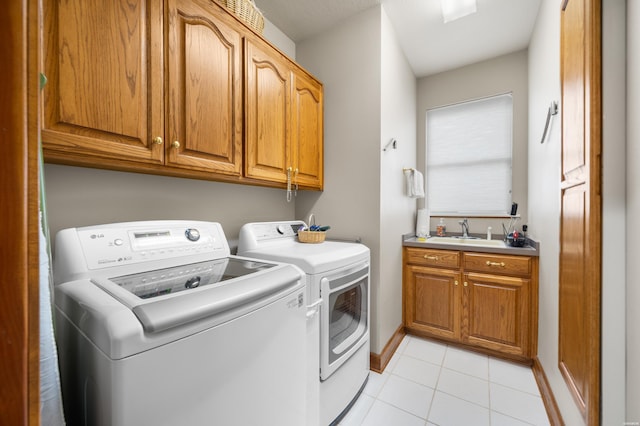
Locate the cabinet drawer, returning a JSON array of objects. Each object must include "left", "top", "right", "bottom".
[
  {"left": 404, "top": 248, "right": 460, "bottom": 269},
  {"left": 463, "top": 253, "right": 532, "bottom": 277}
]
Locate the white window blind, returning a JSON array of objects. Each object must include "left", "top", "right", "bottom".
[{"left": 426, "top": 93, "right": 513, "bottom": 215}]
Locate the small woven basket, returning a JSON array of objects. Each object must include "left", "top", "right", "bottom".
[
  {"left": 297, "top": 231, "right": 326, "bottom": 244},
  {"left": 222, "top": 0, "right": 265, "bottom": 34}
]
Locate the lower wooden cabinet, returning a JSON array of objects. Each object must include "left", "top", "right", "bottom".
[
  {"left": 405, "top": 265, "right": 461, "bottom": 341},
  {"left": 465, "top": 272, "right": 531, "bottom": 356},
  {"left": 403, "top": 247, "right": 538, "bottom": 362}
]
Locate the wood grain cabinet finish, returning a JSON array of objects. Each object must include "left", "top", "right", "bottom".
[
  {"left": 404, "top": 265, "right": 461, "bottom": 341},
  {"left": 166, "top": 0, "right": 243, "bottom": 176},
  {"left": 245, "top": 39, "right": 324, "bottom": 190},
  {"left": 42, "top": 0, "right": 323, "bottom": 189},
  {"left": 42, "top": 0, "right": 164, "bottom": 165},
  {"left": 464, "top": 272, "right": 530, "bottom": 357},
  {"left": 404, "top": 247, "right": 460, "bottom": 269},
  {"left": 403, "top": 247, "right": 538, "bottom": 362},
  {"left": 244, "top": 39, "right": 291, "bottom": 184},
  {"left": 291, "top": 70, "right": 324, "bottom": 190}
]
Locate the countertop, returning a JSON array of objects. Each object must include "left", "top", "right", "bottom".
[{"left": 403, "top": 234, "right": 539, "bottom": 257}]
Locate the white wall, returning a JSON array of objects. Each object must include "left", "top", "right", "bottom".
[
  {"left": 43, "top": 164, "right": 295, "bottom": 249},
  {"left": 416, "top": 50, "right": 529, "bottom": 237},
  {"left": 601, "top": 0, "right": 627, "bottom": 424},
  {"left": 295, "top": 5, "right": 416, "bottom": 354},
  {"left": 627, "top": 1, "right": 640, "bottom": 423},
  {"left": 294, "top": 7, "right": 382, "bottom": 351},
  {"left": 529, "top": 0, "right": 629, "bottom": 424},
  {"left": 263, "top": 17, "right": 296, "bottom": 59},
  {"left": 378, "top": 6, "right": 417, "bottom": 352}
]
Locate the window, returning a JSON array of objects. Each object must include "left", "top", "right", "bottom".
[{"left": 426, "top": 93, "right": 513, "bottom": 215}]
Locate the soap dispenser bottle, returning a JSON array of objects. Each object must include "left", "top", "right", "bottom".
[{"left": 436, "top": 218, "right": 446, "bottom": 237}]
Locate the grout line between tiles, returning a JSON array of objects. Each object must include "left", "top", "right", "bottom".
[
  {"left": 424, "top": 357, "right": 444, "bottom": 424},
  {"left": 352, "top": 337, "right": 546, "bottom": 426}
]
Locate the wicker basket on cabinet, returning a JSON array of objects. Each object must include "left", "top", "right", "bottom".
[{"left": 221, "top": 0, "right": 265, "bottom": 34}]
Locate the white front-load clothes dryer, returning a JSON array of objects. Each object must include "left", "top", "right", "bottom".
[{"left": 238, "top": 221, "right": 370, "bottom": 426}]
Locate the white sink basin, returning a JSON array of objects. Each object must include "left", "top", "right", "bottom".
[{"left": 427, "top": 237, "right": 507, "bottom": 248}]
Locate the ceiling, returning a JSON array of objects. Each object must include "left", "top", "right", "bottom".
[{"left": 253, "top": 0, "right": 542, "bottom": 77}]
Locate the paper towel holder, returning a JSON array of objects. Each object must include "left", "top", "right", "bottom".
[{"left": 383, "top": 138, "right": 397, "bottom": 151}]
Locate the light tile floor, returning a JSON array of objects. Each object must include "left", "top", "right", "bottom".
[{"left": 339, "top": 335, "right": 550, "bottom": 426}]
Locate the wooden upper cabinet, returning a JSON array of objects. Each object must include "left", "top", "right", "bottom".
[
  {"left": 245, "top": 38, "right": 324, "bottom": 190},
  {"left": 166, "top": 0, "right": 243, "bottom": 175},
  {"left": 244, "top": 38, "right": 291, "bottom": 184},
  {"left": 41, "top": 0, "right": 323, "bottom": 188},
  {"left": 291, "top": 69, "right": 324, "bottom": 190},
  {"left": 42, "top": 0, "right": 164, "bottom": 164}
]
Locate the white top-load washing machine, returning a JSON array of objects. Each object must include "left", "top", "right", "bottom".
[
  {"left": 238, "top": 221, "right": 370, "bottom": 426},
  {"left": 53, "top": 220, "right": 308, "bottom": 426}
]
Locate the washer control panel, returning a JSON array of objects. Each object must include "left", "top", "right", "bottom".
[{"left": 76, "top": 222, "right": 227, "bottom": 270}]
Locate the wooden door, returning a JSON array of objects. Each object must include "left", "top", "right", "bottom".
[
  {"left": 404, "top": 266, "right": 461, "bottom": 340},
  {"left": 244, "top": 39, "right": 291, "bottom": 184},
  {"left": 464, "top": 273, "right": 530, "bottom": 357},
  {"left": 559, "top": 0, "right": 602, "bottom": 423},
  {"left": 1, "top": 0, "right": 40, "bottom": 423},
  {"left": 42, "top": 0, "right": 164, "bottom": 164},
  {"left": 166, "top": 0, "right": 243, "bottom": 175},
  {"left": 291, "top": 69, "right": 324, "bottom": 190}
]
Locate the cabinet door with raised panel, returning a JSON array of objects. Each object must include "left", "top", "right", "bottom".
[
  {"left": 404, "top": 265, "right": 461, "bottom": 341},
  {"left": 291, "top": 69, "right": 323, "bottom": 190},
  {"left": 166, "top": 0, "right": 243, "bottom": 175},
  {"left": 464, "top": 273, "right": 530, "bottom": 357},
  {"left": 244, "top": 39, "right": 291, "bottom": 184},
  {"left": 42, "top": 0, "right": 164, "bottom": 165}
]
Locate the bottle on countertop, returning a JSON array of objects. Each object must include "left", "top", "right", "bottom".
[{"left": 436, "top": 218, "right": 446, "bottom": 237}]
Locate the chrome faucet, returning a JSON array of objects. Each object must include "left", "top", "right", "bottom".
[{"left": 459, "top": 218, "right": 470, "bottom": 238}]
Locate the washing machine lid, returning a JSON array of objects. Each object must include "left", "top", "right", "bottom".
[
  {"left": 56, "top": 259, "right": 305, "bottom": 359},
  {"left": 92, "top": 257, "right": 299, "bottom": 333}
]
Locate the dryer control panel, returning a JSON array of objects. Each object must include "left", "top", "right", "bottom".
[{"left": 238, "top": 221, "right": 306, "bottom": 250}]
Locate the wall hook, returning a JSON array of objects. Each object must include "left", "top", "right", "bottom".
[{"left": 383, "top": 138, "right": 397, "bottom": 151}]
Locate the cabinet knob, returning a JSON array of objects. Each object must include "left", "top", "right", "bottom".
[
  {"left": 454, "top": 280, "right": 459, "bottom": 286},
  {"left": 152, "top": 136, "right": 163, "bottom": 145},
  {"left": 464, "top": 281, "right": 468, "bottom": 287},
  {"left": 172, "top": 141, "right": 181, "bottom": 149},
  {"left": 486, "top": 261, "right": 506, "bottom": 268}
]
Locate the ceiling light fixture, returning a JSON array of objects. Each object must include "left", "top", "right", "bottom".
[{"left": 441, "top": 0, "right": 477, "bottom": 23}]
